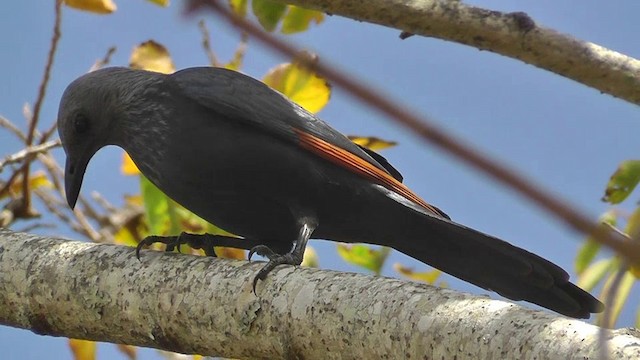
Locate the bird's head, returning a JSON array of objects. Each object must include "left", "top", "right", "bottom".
[{"left": 57, "top": 67, "right": 154, "bottom": 209}]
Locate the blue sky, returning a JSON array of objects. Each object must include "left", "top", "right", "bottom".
[{"left": 1, "top": 1, "right": 638, "bottom": 358}]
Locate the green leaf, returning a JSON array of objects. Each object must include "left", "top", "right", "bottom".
[
  {"left": 140, "top": 176, "right": 179, "bottom": 235},
  {"left": 602, "top": 160, "right": 640, "bottom": 204},
  {"left": 252, "top": 0, "right": 287, "bottom": 32},
  {"left": 624, "top": 206, "right": 640, "bottom": 239},
  {"left": 575, "top": 239, "right": 601, "bottom": 275},
  {"left": 577, "top": 258, "right": 614, "bottom": 291},
  {"left": 636, "top": 307, "right": 640, "bottom": 329},
  {"left": 336, "top": 244, "right": 390, "bottom": 275},
  {"left": 625, "top": 206, "right": 640, "bottom": 278},
  {"left": 281, "top": 6, "right": 324, "bottom": 34},
  {"left": 229, "top": 0, "right": 248, "bottom": 17},
  {"left": 575, "top": 210, "right": 617, "bottom": 274},
  {"left": 598, "top": 270, "right": 636, "bottom": 328}
]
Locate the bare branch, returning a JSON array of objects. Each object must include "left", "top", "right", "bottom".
[
  {"left": 21, "top": 0, "right": 63, "bottom": 212},
  {"left": 1, "top": 229, "right": 638, "bottom": 359},
  {"left": 0, "top": 115, "right": 26, "bottom": 141},
  {"left": 187, "top": 0, "right": 640, "bottom": 274},
  {"left": 15, "top": 222, "right": 56, "bottom": 233},
  {"left": 198, "top": 19, "right": 220, "bottom": 66},
  {"left": 275, "top": 0, "right": 640, "bottom": 105},
  {"left": 89, "top": 46, "right": 117, "bottom": 72},
  {"left": 0, "top": 140, "right": 61, "bottom": 172}
]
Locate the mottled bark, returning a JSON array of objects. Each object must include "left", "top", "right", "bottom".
[
  {"left": 278, "top": 0, "right": 640, "bottom": 106},
  {"left": 0, "top": 228, "right": 638, "bottom": 359}
]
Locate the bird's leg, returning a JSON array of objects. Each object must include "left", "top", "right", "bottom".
[
  {"left": 136, "top": 232, "right": 261, "bottom": 259},
  {"left": 249, "top": 222, "right": 315, "bottom": 294}
]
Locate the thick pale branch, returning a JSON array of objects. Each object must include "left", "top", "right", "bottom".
[
  {"left": 278, "top": 0, "right": 640, "bottom": 105},
  {"left": 0, "top": 229, "right": 639, "bottom": 359}
]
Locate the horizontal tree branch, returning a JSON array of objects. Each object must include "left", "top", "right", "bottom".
[
  {"left": 278, "top": 0, "right": 640, "bottom": 106},
  {"left": 1, "top": 228, "right": 639, "bottom": 359}
]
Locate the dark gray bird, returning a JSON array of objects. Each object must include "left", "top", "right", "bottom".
[{"left": 57, "top": 66, "right": 604, "bottom": 318}]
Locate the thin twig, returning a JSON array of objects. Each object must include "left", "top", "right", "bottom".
[
  {"left": 36, "top": 152, "right": 64, "bottom": 194},
  {"left": 40, "top": 122, "right": 59, "bottom": 144},
  {"left": 228, "top": 32, "right": 249, "bottom": 69},
  {"left": 89, "top": 46, "right": 117, "bottom": 72},
  {"left": 16, "top": 222, "right": 57, "bottom": 233},
  {"left": 198, "top": 19, "right": 220, "bottom": 66},
  {"left": 0, "top": 115, "right": 26, "bottom": 141},
  {"left": 78, "top": 196, "right": 101, "bottom": 224},
  {"left": 0, "top": 169, "right": 24, "bottom": 199},
  {"left": 187, "top": 0, "right": 640, "bottom": 263},
  {"left": 33, "top": 188, "right": 74, "bottom": 232},
  {"left": 21, "top": 0, "right": 63, "bottom": 213},
  {"left": 0, "top": 140, "right": 61, "bottom": 172},
  {"left": 91, "top": 191, "right": 117, "bottom": 214}
]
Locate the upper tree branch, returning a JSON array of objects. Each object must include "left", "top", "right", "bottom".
[
  {"left": 1, "top": 228, "right": 638, "bottom": 359},
  {"left": 277, "top": 0, "right": 640, "bottom": 106}
]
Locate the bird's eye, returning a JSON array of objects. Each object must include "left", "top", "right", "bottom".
[{"left": 73, "top": 114, "right": 90, "bottom": 134}]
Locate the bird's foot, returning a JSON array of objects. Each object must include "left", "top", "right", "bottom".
[
  {"left": 136, "top": 232, "right": 218, "bottom": 259},
  {"left": 248, "top": 245, "right": 278, "bottom": 260},
  {"left": 248, "top": 245, "right": 305, "bottom": 294}
]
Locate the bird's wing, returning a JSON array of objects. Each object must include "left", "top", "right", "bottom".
[{"left": 169, "top": 67, "right": 447, "bottom": 218}]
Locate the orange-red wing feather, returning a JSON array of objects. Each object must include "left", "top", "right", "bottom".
[{"left": 295, "top": 129, "right": 444, "bottom": 217}]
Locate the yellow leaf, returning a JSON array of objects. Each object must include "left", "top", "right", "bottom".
[
  {"left": 301, "top": 246, "right": 319, "bottom": 267},
  {"left": 69, "top": 339, "right": 97, "bottom": 360},
  {"left": 263, "top": 61, "right": 330, "bottom": 114},
  {"left": 146, "top": 0, "right": 169, "bottom": 6},
  {"left": 214, "top": 246, "right": 246, "bottom": 260},
  {"left": 348, "top": 136, "right": 398, "bottom": 151},
  {"left": 129, "top": 40, "right": 175, "bottom": 74},
  {"left": 113, "top": 217, "right": 147, "bottom": 247},
  {"left": 3, "top": 171, "right": 52, "bottom": 199},
  {"left": 124, "top": 194, "right": 143, "bottom": 206},
  {"left": 121, "top": 152, "right": 140, "bottom": 176},
  {"left": 65, "top": 0, "right": 116, "bottom": 14},
  {"left": 393, "top": 263, "right": 442, "bottom": 285},
  {"left": 116, "top": 344, "right": 137, "bottom": 360}
]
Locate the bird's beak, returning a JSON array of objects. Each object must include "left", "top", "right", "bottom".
[{"left": 64, "top": 157, "right": 88, "bottom": 210}]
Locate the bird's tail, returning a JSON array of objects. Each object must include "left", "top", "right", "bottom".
[{"left": 364, "top": 188, "right": 604, "bottom": 318}]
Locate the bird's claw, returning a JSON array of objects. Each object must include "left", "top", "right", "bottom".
[
  {"left": 136, "top": 235, "right": 164, "bottom": 260},
  {"left": 250, "top": 252, "right": 301, "bottom": 295},
  {"left": 248, "top": 245, "right": 277, "bottom": 260}
]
